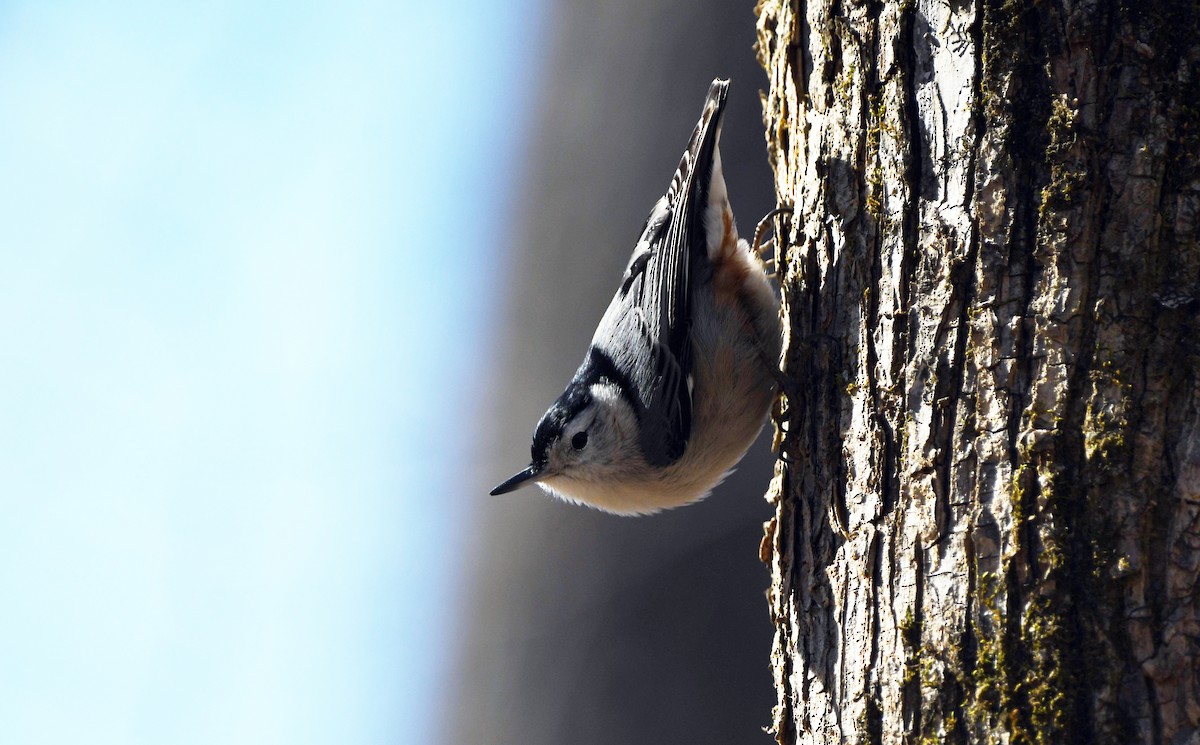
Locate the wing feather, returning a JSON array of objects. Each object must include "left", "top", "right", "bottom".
[{"left": 591, "top": 80, "right": 728, "bottom": 466}]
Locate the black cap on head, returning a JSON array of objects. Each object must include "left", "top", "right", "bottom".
[{"left": 490, "top": 382, "right": 594, "bottom": 496}]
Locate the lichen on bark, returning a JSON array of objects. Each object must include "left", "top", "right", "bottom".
[{"left": 755, "top": 0, "right": 1200, "bottom": 742}]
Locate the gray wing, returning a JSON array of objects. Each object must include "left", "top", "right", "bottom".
[{"left": 592, "top": 80, "right": 728, "bottom": 466}]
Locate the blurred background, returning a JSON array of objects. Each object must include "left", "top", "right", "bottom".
[{"left": 0, "top": 2, "right": 776, "bottom": 744}]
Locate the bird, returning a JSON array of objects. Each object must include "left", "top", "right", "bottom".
[{"left": 491, "top": 78, "right": 782, "bottom": 515}]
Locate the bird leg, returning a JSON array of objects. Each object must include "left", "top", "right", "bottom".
[{"left": 750, "top": 206, "right": 793, "bottom": 279}]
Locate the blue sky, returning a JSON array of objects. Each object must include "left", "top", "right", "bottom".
[{"left": 0, "top": 2, "right": 540, "bottom": 743}]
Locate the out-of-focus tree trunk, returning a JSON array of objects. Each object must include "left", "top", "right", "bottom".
[
  {"left": 755, "top": 0, "right": 1200, "bottom": 742},
  {"left": 449, "top": 4, "right": 779, "bottom": 745}
]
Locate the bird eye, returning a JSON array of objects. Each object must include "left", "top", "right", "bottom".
[{"left": 571, "top": 431, "right": 589, "bottom": 451}]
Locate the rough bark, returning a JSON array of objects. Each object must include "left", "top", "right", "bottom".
[{"left": 755, "top": 0, "right": 1200, "bottom": 742}]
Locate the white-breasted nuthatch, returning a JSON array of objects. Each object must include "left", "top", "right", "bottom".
[{"left": 491, "top": 79, "right": 781, "bottom": 515}]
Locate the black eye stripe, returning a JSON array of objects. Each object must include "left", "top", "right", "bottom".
[{"left": 571, "top": 431, "right": 589, "bottom": 451}]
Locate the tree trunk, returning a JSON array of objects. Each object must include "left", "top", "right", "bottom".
[{"left": 754, "top": 0, "right": 1200, "bottom": 743}]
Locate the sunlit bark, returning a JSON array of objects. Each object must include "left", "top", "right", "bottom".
[{"left": 756, "top": 0, "right": 1200, "bottom": 741}]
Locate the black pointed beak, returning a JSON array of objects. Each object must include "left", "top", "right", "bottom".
[{"left": 490, "top": 464, "right": 544, "bottom": 495}]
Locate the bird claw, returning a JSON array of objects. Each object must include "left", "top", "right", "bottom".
[{"left": 750, "top": 206, "right": 793, "bottom": 271}]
